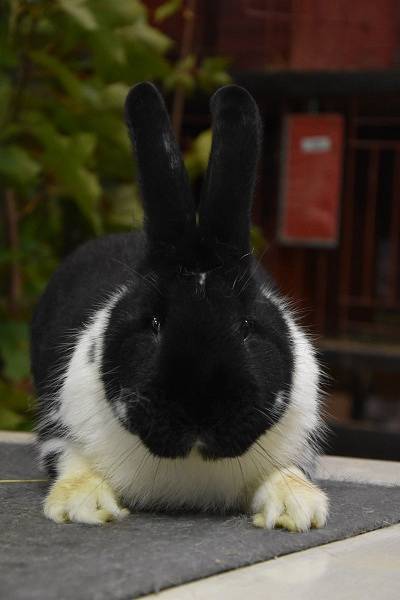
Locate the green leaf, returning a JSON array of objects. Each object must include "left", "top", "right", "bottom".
[
  {"left": 184, "top": 129, "right": 212, "bottom": 179},
  {"left": 106, "top": 183, "right": 143, "bottom": 229},
  {"left": 69, "top": 168, "right": 102, "bottom": 232},
  {"left": 90, "top": 29, "right": 127, "bottom": 69},
  {"left": 58, "top": 0, "right": 98, "bottom": 31},
  {"left": 88, "top": 0, "right": 146, "bottom": 28},
  {"left": 123, "top": 45, "right": 172, "bottom": 80},
  {"left": 119, "top": 21, "right": 172, "bottom": 53},
  {"left": 197, "top": 57, "right": 232, "bottom": 91},
  {"left": 0, "top": 380, "right": 32, "bottom": 413},
  {"left": 29, "top": 50, "right": 85, "bottom": 102},
  {"left": 0, "top": 34, "right": 17, "bottom": 69},
  {"left": 155, "top": 0, "right": 182, "bottom": 22},
  {"left": 73, "top": 132, "right": 97, "bottom": 162},
  {"left": 0, "top": 321, "right": 30, "bottom": 382},
  {"left": 0, "top": 145, "right": 41, "bottom": 186},
  {"left": 0, "top": 77, "right": 12, "bottom": 127},
  {"left": 0, "top": 405, "right": 25, "bottom": 430},
  {"left": 102, "top": 82, "right": 130, "bottom": 109},
  {"left": 22, "top": 113, "right": 102, "bottom": 232},
  {"left": 164, "top": 54, "right": 196, "bottom": 92}
]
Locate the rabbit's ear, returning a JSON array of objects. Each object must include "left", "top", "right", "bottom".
[
  {"left": 199, "top": 85, "right": 262, "bottom": 254},
  {"left": 125, "top": 82, "right": 196, "bottom": 247}
]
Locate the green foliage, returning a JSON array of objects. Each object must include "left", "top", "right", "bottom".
[
  {"left": 184, "top": 129, "right": 212, "bottom": 179},
  {"left": 154, "top": 0, "right": 182, "bottom": 23},
  {"left": 0, "top": 0, "right": 231, "bottom": 430}
]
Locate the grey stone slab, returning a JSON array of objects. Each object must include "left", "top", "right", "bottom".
[{"left": 1, "top": 443, "right": 400, "bottom": 600}]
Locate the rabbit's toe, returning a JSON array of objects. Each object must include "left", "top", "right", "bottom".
[
  {"left": 251, "top": 466, "right": 328, "bottom": 532},
  {"left": 44, "top": 471, "right": 129, "bottom": 524}
]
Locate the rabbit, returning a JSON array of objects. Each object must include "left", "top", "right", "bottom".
[{"left": 31, "top": 82, "right": 328, "bottom": 530}]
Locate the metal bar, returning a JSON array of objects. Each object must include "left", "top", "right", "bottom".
[
  {"left": 338, "top": 296, "right": 376, "bottom": 307},
  {"left": 338, "top": 98, "right": 357, "bottom": 333},
  {"left": 362, "top": 149, "right": 379, "bottom": 300},
  {"left": 338, "top": 295, "right": 400, "bottom": 308},
  {"left": 381, "top": 301, "right": 400, "bottom": 309},
  {"left": 171, "top": 0, "right": 197, "bottom": 139},
  {"left": 388, "top": 152, "right": 400, "bottom": 306},
  {"left": 340, "top": 321, "right": 400, "bottom": 338},
  {"left": 315, "top": 251, "right": 329, "bottom": 333},
  {"left": 296, "top": 248, "right": 307, "bottom": 299},
  {"left": 349, "top": 140, "right": 400, "bottom": 150},
  {"left": 354, "top": 117, "right": 400, "bottom": 126},
  {"left": 242, "top": 3, "right": 293, "bottom": 20}
]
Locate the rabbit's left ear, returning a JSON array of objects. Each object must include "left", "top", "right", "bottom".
[
  {"left": 125, "top": 82, "right": 196, "bottom": 248},
  {"left": 199, "top": 85, "right": 262, "bottom": 254}
]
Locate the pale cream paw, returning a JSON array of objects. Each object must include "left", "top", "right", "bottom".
[
  {"left": 44, "top": 471, "right": 129, "bottom": 525},
  {"left": 251, "top": 466, "right": 328, "bottom": 532}
]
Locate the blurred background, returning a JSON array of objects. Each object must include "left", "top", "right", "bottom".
[{"left": 1, "top": 0, "right": 400, "bottom": 460}]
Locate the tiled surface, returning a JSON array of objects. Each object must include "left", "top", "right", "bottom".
[
  {"left": 0, "top": 431, "right": 35, "bottom": 444},
  {"left": 317, "top": 454, "right": 400, "bottom": 486}
]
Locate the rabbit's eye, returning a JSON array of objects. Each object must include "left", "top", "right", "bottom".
[
  {"left": 241, "top": 319, "right": 251, "bottom": 340},
  {"left": 151, "top": 316, "right": 161, "bottom": 336}
]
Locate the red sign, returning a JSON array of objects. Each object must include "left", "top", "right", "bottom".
[{"left": 278, "top": 114, "right": 344, "bottom": 246}]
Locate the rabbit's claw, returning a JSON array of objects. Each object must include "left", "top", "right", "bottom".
[
  {"left": 251, "top": 466, "right": 328, "bottom": 532},
  {"left": 44, "top": 470, "right": 129, "bottom": 525}
]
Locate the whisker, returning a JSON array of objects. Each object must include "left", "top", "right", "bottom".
[
  {"left": 111, "top": 258, "right": 163, "bottom": 296},
  {"left": 150, "top": 457, "right": 162, "bottom": 500},
  {"left": 74, "top": 440, "right": 143, "bottom": 513},
  {"left": 237, "top": 245, "right": 269, "bottom": 296},
  {"left": 236, "top": 457, "right": 246, "bottom": 494},
  {"left": 255, "top": 440, "right": 316, "bottom": 492}
]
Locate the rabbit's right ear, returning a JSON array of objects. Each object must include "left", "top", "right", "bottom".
[
  {"left": 199, "top": 85, "right": 262, "bottom": 255},
  {"left": 125, "top": 82, "right": 196, "bottom": 248}
]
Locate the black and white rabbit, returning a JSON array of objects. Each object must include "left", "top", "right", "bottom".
[{"left": 31, "top": 82, "right": 328, "bottom": 530}]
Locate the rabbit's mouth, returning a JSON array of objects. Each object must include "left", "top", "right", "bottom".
[
  {"left": 138, "top": 428, "right": 254, "bottom": 461},
  {"left": 195, "top": 438, "right": 253, "bottom": 461},
  {"left": 192, "top": 437, "right": 225, "bottom": 461}
]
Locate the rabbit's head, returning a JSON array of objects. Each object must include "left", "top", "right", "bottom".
[{"left": 102, "top": 83, "right": 294, "bottom": 460}]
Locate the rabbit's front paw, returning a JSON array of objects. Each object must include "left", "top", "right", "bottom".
[
  {"left": 44, "top": 471, "right": 129, "bottom": 525},
  {"left": 251, "top": 466, "right": 328, "bottom": 532}
]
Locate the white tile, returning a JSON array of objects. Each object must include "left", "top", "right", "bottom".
[
  {"left": 0, "top": 431, "right": 34, "bottom": 444},
  {"left": 318, "top": 455, "right": 400, "bottom": 486}
]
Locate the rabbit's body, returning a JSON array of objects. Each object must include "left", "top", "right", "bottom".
[{"left": 31, "top": 83, "right": 328, "bottom": 529}]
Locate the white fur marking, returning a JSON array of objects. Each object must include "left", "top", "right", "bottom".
[
  {"left": 114, "top": 400, "right": 128, "bottom": 423},
  {"left": 39, "top": 438, "right": 66, "bottom": 460},
  {"left": 255, "top": 285, "right": 322, "bottom": 474},
  {"left": 275, "top": 390, "right": 285, "bottom": 407}
]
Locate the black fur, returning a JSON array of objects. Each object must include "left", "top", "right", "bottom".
[
  {"left": 102, "top": 261, "right": 293, "bottom": 459},
  {"left": 31, "top": 83, "right": 294, "bottom": 463},
  {"left": 125, "top": 83, "right": 196, "bottom": 250},
  {"left": 42, "top": 450, "right": 62, "bottom": 478},
  {"left": 199, "top": 85, "right": 262, "bottom": 254}
]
